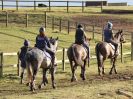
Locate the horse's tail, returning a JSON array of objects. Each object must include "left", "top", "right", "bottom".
[
  {"left": 25, "top": 52, "right": 33, "bottom": 83},
  {"left": 95, "top": 43, "right": 102, "bottom": 67},
  {"left": 72, "top": 46, "right": 83, "bottom": 66}
]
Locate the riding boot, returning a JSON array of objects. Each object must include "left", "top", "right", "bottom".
[
  {"left": 51, "top": 55, "right": 56, "bottom": 67},
  {"left": 114, "top": 45, "right": 118, "bottom": 56}
]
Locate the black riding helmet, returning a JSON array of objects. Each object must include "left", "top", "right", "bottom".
[{"left": 77, "top": 24, "right": 83, "bottom": 28}]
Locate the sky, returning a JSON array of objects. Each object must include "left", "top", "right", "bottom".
[{"left": 1, "top": 0, "right": 133, "bottom": 7}]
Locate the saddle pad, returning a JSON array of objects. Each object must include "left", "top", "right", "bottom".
[
  {"left": 42, "top": 51, "right": 51, "bottom": 66},
  {"left": 108, "top": 43, "right": 115, "bottom": 50}
]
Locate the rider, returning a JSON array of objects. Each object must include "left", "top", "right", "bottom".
[
  {"left": 104, "top": 21, "right": 118, "bottom": 56},
  {"left": 19, "top": 39, "right": 31, "bottom": 79},
  {"left": 35, "top": 27, "right": 55, "bottom": 66},
  {"left": 75, "top": 24, "right": 90, "bottom": 64},
  {"left": 19, "top": 39, "right": 31, "bottom": 68}
]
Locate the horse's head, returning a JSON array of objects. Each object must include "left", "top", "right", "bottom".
[
  {"left": 49, "top": 37, "right": 59, "bottom": 53},
  {"left": 114, "top": 30, "right": 125, "bottom": 43}
]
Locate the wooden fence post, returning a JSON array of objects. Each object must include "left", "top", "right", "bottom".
[
  {"left": 84, "top": 24, "right": 86, "bottom": 31},
  {"left": 101, "top": 1, "right": 103, "bottom": 12},
  {"left": 82, "top": 1, "right": 84, "bottom": 12},
  {"left": 2, "top": 0, "right": 3, "bottom": 10},
  {"left": 0, "top": 52, "right": 3, "bottom": 78},
  {"left": 26, "top": 13, "right": 28, "bottom": 27},
  {"left": 131, "top": 32, "right": 133, "bottom": 61},
  {"left": 59, "top": 18, "right": 62, "bottom": 32},
  {"left": 92, "top": 25, "right": 95, "bottom": 39},
  {"left": 44, "top": 12, "right": 47, "bottom": 28},
  {"left": 52, "top": 16, "right": 54, "bottom": 31},
  {"left": 34, "top": 0, "right": 36, "bottom": 10},
  {"left": 62, "top": 48, "right": 65, "bottom": 71},
  {"left": 16, "top": 0, "right": 18, "bottom": 10},
  {"left": 68, "top": 20, "right": 70, "bottom": 34},
  {"left": 121, "top": 43, "right": 123, "bottom": 63},
  {"left": 75, "top": 22, "right": 78, "bottom": 29},
  {"left": 102, "top": 26, "right": 104, "bottom": 41},
  {"left": 17, "top": 52, "right": 20, "bottom": 76},
  {"left": 6, "top": 12, "right": 8, "bottom": 27},
  {"left": 49, "top": 0, "right": 51, "bottom": 12},
  {"left": 67, "top": 1, "right": 69, "bottom": 13}
]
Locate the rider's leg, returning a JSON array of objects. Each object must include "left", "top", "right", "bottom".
[
  {"left": 82, "top": 43, "right": 90, "bottom": 64},
  {"left": 110, "top": 40, "right": 118, "bottom": 55},
  {"left": 45, "top": 48, "right": 56, "bottom": 67}
]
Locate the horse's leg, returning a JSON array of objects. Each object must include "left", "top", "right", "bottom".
[
  {"left": 26, "top": 62, "right": 33, "bottom": 90},
  {"left": 38, "top": 68, "right": 48, "bottom": 89},
  {"left": 98, "top": 60, "right": 103, "bottom": 76},
  {"left": 102, "top": 59, "right": 105, "bottom": 75},
  {"left": 50, "top": 66, "right": 56, "bottom": 89},
  {"left": 113, "top": 57, "right": 117, "bottom": 74},
  {"left": 109, "top": 57, "right": 117, "bottom": 74},
  {"left": 80, "top": 60, "right": 86, "bottom": 80},
  {"left": 70, "top": 61, "right": 77, "bottom": 82},
  {"left": 30, "top": 61, "right": 40, "bottom": 92}
]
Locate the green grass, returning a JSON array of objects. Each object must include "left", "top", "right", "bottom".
[
  {"left": 0, "top": 9, "right": 133, "bottom": 99},
  {"left": 0, "top": 25, "right": 133, "bottom": 99}
]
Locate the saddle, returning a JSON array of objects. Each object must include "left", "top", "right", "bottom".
[
  {"left": 108, "top": 43, "right": 119, "bottom": 56},
  {"left": 72, "top": 43, "right": 88, "bottom": 54},
  {"left": 108, "top": 43, "right": 115, "bottom": 50},
  {"left": 42, "top": 50, "right": 57, "bottom": 67},
  {"left": 42, "top": 51, "right": 52, "bottom": 67}
]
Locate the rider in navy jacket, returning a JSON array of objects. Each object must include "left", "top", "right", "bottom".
[
  {"left": 104, "top": 22, "right": 118, "bottom": 55},
  {"left": 35, "top": 27, "right": 55, "bottom": 66},
  {"left": 75, "top": 24, "right": 90, "bottom": 65}
]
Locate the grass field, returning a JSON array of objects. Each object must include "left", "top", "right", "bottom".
[{"left": 0, "top": 8, "right": 133, "bottom": 99}]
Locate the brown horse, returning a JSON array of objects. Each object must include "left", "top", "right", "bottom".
[
  {"left": 95, "top": 30, "right": 125, "bottom": 76},
  {"left": 67, "top": 43, "right": 89, "bottom": 82}
]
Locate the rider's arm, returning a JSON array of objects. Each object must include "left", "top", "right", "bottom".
[
  {"left": 45, "top": 37, "right": 51, "bottom": 48},
  {"left": 111, "top": 30, "right": 114, "bottom": 39}
]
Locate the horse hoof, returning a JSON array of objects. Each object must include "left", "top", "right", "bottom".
[
  {"left": 26, "top": 83, "right": 30, "bottom": 86},
  {"left": 109, "top": 72, "right": 112, "bottom": 75},
  {"left": 82, "top": 77, "right": 86, "bottom": 81},
  {"left": 38, "top": 85, "right": 42, "bottom": 89},
  {"left": 53, "top": 86, "right": 56, "bottom": 89},
  {"left": 45, "top": 80, "right": 48, "bottom": 84},
  {"left": 71, "top": 78, "right": 77, "bottom": 82}
]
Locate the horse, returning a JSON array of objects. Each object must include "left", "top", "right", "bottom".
[
  {"left": 67, "top": 42, "right": 89, "bottom": 82},
  {"left": 25, "top": 37, "right": 58, "bottom": 91},
  {"left": 95, "top": 30, "right": 125, "bottom": 76}
]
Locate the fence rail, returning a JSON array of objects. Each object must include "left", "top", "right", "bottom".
[
  {"left": 0, "top": 46, "right": 132, "bottom": 78},
  {"left": 0, "top": 0, "right": 104, "bottom": 12}
]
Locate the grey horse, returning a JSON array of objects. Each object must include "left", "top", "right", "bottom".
[{"left": 25, "top": 37, "right": 58, "bottom": 91}]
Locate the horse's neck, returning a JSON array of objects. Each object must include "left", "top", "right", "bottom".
[{"left": 114, "top": 34, "right": 121, "bottom": 43}]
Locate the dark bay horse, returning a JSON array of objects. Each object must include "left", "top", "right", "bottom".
[
  {"left": 67, "top": 43, "right": 88, "bottom": 82},
  {"left": 95, "top": 30, "right": 125, "bottom": 76},
  {"left": 25, "top": 37, "right": 58, "bottom": 91}
]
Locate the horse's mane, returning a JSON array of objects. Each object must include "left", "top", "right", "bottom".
[{"left": 114, "top": 30, "right": 122, "bottom": 39}]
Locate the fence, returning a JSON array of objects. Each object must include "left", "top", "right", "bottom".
[
  {"left": 0, "top": 48, "right": 69, "bottom": 77},
  {"left": 0, "top": 0, "right": 104, "bottom": 12},
  {"left": 0, "top": 44, "right": 133, "bottom": 78}
]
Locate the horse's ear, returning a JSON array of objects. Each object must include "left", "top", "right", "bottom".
[{"left": 56, "top": 37, "right": 59, "bottom": 40}]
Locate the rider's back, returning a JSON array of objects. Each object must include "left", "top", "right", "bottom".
[{"left": 75, "top": 28, "right": 85, "bottom": 44}]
